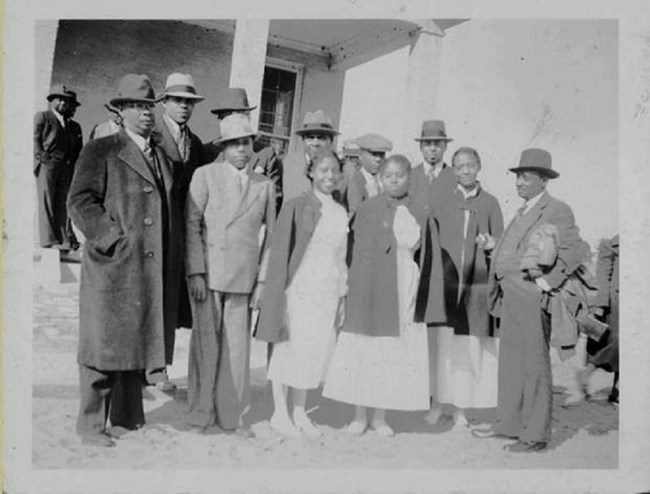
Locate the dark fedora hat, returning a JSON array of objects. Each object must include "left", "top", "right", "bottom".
[
  {"left": 210, "top": 88, "right": 256, "bottom": 114},
  {"left": 47, "top": 84, "right": 81, "bottom": 107},
  {"left": 109, "top": 74, "right": 158, "bottom": 107},
  {"left": 509, "top": 148, "right": 559, "bottom": 179},
  {"left": 294, "top": 110, "right": 339, "bottom": 136},
  {"left": 414, "top": 119, "right": 453, "bottom": 142}
]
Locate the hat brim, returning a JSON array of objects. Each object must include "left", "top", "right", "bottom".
[
  {"left": 47, "top": 93, "right": 81, "bottom": 106},
  {"left": 414, "top": 137, "right": 453, "bottom": 142},
  {"left": 509, "top": 166, "right": 559, "bottom": 179},
  {"left": 215, "top": 131, "right": 258, "bottom": 144},
  {"left": 163, "top": 91, "right": 205, "bottom": 101},
  {"left": 210, "top": 106, "right": 257, "bottom": 114},
  {"left": 109, "top": 97, "right": 159, "bottom": 107},
  {"left": 295, "top": 128, "right": 339, "bottom": 136}
]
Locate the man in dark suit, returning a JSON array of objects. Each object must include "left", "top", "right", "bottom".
[
  {"left": 34, "top": 85, "right": 83, "bottom": 251},
  {"left": 68, "top": 74, "right": 183, "bottom": 447},
  {"left": 154, "top": 73, "right": 206, "bottom": 341},
  {"left": 478, "top": 148, "right": 588, "bottom": 452}
]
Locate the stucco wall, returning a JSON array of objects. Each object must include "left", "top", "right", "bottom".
[{"left": 340, "top": 20, "right": 618, "bottom": 248}]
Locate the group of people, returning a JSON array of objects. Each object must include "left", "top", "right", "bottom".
[{"left": 34, "top": 71, "right": 619, "bottom": 455}]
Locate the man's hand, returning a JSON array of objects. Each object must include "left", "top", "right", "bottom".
[
  {"left": 476, "top": 233, "right": 497, "bottom": 251},
  {"left": 250, "top": 281, "right": 265, "bottom": 310},
  {"left": 189, "top": 274, "right": 207, "bottom": 302},
  {"left": 535, "top": 277, "right": 552, "bottom": 293},
  {"left": 590, "top": 306, "right": 605, "bottom": 318}
]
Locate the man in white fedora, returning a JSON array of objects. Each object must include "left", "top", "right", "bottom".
[
  {"left": 185, "top": 113, "right": 276, "bottom": 437},
  {"left": 151, "top": 74, "right": 207, "bottom": 392}
]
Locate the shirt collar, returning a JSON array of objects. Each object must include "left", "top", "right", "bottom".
[
  {"left": 124, "top": 128, "right": 150, "bottom": 153},
  {"left": 360, "top": 166, "right": 378, "bottom": 183},
  {"left": 423, "top": 161, "right": 446, "bottom": 178},
  {"left": 227, "top": 161, "right": 249, "bottom": 179},
  {"left": 164, "top": 113, "right": 184, "bottom": 139},
  {"left": 457, "top": 183, "right": 480, "bottom": 199},
  {"left": 313, "top": 188, "right": 333, "bottom": 204},
  {"left": 523, "top": 190, "right": 546, "bottom": 213},
  {"left": 52, "top": 108, "right": 66, "bottom": 127}
]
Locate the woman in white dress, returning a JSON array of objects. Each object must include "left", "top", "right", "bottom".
[
  {"left": 425, "top": 147, "right": 503, "bottom": 428},
  {"left": 256, "top": 152, "right": 348, "bottom": 437},
  {"left": 323, "top": 155, "right": 446, "bottom": 436}
]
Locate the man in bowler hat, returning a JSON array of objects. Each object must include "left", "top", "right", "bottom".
[
  {"left": 68, "top": 74, "right": 183, "bottom": 447},
  {"left": 34, "top": 85, "right": 83, "bottom": 252},
  {"left": 475, "top": 148, "right": 588, "bottom": 452}
]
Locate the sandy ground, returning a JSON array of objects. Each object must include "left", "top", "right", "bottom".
[{"left": 32, "top": 266, "right": 618, "bottom": 470}]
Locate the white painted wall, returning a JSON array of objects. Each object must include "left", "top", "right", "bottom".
[{"left": 339, "top": 20, "right": 618, "bottom": 249}]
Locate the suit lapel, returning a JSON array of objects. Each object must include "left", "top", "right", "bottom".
[
  {"left": 227, "top": 166, "right": 256, "bottom": 225},
  {"left": 515, "top": 192, "right": 550, "bottom": 250},
  {"left": 116, "top": 131, "right": 157, "bottom": 185},
  {"left": 155, "top": 121, "right": 183, "bottom": 164}
]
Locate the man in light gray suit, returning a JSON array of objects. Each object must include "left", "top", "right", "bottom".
[{"left": 185, "top": 113, "right": 276, "bottom": 437}]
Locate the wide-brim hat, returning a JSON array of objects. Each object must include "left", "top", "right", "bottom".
[
  {"left": 414, "top": 119, "right": 452, "bottom": 142},
  {"left": 356, "top": 133, "right": 393, "bottom": 153},
  {"left": 210, "top": 87, "right": 256, "bottom": 114},
  {"left": 214, "top": 113, "right": 257, "bottom": 144},
  {"left": 509, "top": 148, "right": 559, "bottom": 179},
  {"left": 161, "top": 73, "right": 204, "bottom": 101},
  {"left": 47, "top": 84, "right": 81, "bottom": 107},
  {"left": 295, "top": 110, "right": 339, "bottom": 136},
  {"left": 109, "top": 74, "right": 158, "bottom": 107}
]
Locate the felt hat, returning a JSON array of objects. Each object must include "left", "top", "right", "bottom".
[
  {"left": 414, "top": 119, "right": 453, "bottom": 142},
  {"left": 109, "top": 74, "right": 157, "bottom": 107},
  {"left": 210, "top": 88, "right": 256, "bottom": 114},
  {"left": 294, "top": 110, "right": 339, "bottom": 136},
  {"left": 509, "top": 148, "right": 559, "bottom": 179},
  {"left": 356, "top": 133, "right": 393, "bottom": 153},
  {"left": 161, "top": 73, "right": 204, "bottom": 101},
  {"left": 47, "top": 84, "right": 81, "bottom": 107},
  {"left": 215, "top": 113, "right": 257, "bottom": 144}
]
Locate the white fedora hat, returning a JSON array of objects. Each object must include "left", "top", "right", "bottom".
[{"left": 162, "top": 73, "right": 205, "bottom": 101}]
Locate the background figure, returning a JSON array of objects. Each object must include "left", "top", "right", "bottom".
[
  {"left": 68, "top": 74, "right": 183, "bottom": 447},
  {"left": 256, "top": 152, "right": 348, "bottom": 438},
  {"left": 428, "top": 147, "right": 503, "bottom": 428},
  {"left": 323, "top": 155, "right": 446, "bottom": 436},
  {"left": 185, "top": 114, "right": 275, "bottom": 438},
  {"left": 34, "top": 84, "right": 83, "bottom": 252},
  {"left": 342, "top": 133, "right": 392, "bottom": 216},
  {"left": 482, "top": 148, "right": 588, "bottom": 453},
  {"left": 147, "top": 72, "right": 207, "bottom": 391},
  {"left": 578, "top": 235, "right": 619, "bottom": 404},
  {"left": 206, "top": 87, "right": 284, "bottom": 212},
  {"left": 88, "top": 103, "right": 122, "bottom": 140}
]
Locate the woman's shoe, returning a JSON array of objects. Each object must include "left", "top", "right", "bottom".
[
  {"left": 270, "top": 416, "right": 302, "bottom": 438},
  {"left": 293, "top": 412, "right": 322, "bottom": 437},
  {"left": 345, "top": 420, "right": 367, "bottom": 436},
  {"left": 371, "top": 421, "right": 394, "bottom": 437}
]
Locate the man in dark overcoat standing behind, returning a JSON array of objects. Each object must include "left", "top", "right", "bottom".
[{"left": 68, "top": 74, "right": 183, "bottom": 447}]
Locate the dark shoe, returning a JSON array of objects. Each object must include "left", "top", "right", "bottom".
[
  {"left": 472, "top": 427, "right": 518, "bottom": 440},
  {"left": 503, "top": 440, "right": 547, "bottom": 453},
  {"left": 81, "top": 432, "right": 115, "bottom": 448}
]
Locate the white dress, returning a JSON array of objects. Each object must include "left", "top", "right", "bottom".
[
  {"left": 322, "top": 205, "right": 430, "bottom": 411},
  {"left": 266, "top": 190, "right": 348, "bottom": 389}
]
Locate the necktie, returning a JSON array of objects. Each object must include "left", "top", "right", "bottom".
[
  {"left": 518, "top": 202, "right": 528, "bottom": 216},
  {"left": 144, "top": 143, "right": 163, "bottom": 184},
  {"left": 178, "top": 125, "right": 189, "bottom": 162}
]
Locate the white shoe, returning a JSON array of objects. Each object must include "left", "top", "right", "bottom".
[
  {"left": 270, "top": 416, "right": 302, "bottom": 438},
  {"left": 424, "top": 407, "right": 443, "bottom": 425},
  {"left": 452, "top": 410, "right": 469, "bottom": 428},
  {"left": 345, "top": 420, "right": 367, "bottom": 436},
  {"left": 371, "top": 421, "right": 394, "bottom": 437},
  {"left": 293, "top": 412, "right": 322, "bottom": 437}
]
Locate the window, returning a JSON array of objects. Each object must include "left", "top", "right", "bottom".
[{"left": 257, "top": 64, "right": 299, "bottom": 158}]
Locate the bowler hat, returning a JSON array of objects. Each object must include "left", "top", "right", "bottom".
[
  {"left": 214, "top": 113, "right": 257, "bottom": 144},
  {"left": 162, "top": 73, "right": 205, "bottom": 101},
  {"left": 295, "top": 110, "right": 339, "bottom": 136},
  {"left": 509, "top": 148, "right": 559, "bottom": 179},
  {"left": 210, "top": 88, "right": 256, "bottom": 114},
  {"left": 356, "top": 133, "right": 393, "bottom": 153},
  {"left": 47, "top": 84, "right": 81, "bottom": 107},
  {"left": 414, "top": 120, "right": 453, "bottom": 142},
  {"left": 109, "top": 74, "right": 158, "bottom": 107}
]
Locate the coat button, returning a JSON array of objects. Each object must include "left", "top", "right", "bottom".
[
  {"left": 145, "top": 251, "right": 154, "bottom": 258},
  {"left": 143, "top": 217, "right": 154, "bottom": 226},
  {"left": 143, "top": 186, "right": 153, "bottom": 193}
]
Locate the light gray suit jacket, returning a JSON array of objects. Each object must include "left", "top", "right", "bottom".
[{"left": 185, "top": 160, "right": 276, "bottom": 294}]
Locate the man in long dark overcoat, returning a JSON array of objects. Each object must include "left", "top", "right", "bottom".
[
  {"left": 480, "top": 148, "right": 588, "bottom": 452},
  {"left": 34, "top": 85, "right": 83, "bottom": 251},
  {"left": 68, "top": 74, "right": 183, "bottom": 447}
]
